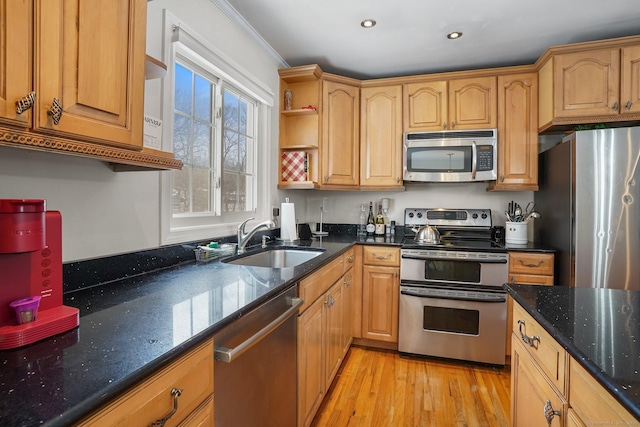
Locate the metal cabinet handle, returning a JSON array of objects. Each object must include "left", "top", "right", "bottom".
[
  {"left": 150, "top": 388, "right": 182, "bottom": 427},
  {"left": 543, "top": 400, "right": 561, "bottom": 425},
  {"left": 451, "top": 121, "right": 456, "bottom": 129},
  {"left": 344, "top": 278, "right": 351, "bottom": 287},
  {"left": 214, "top": 297, "right": 303, "bottom": 363},
  {"left": 500, "top": 175, "right": 505, "bottom": 182},
  {"left": 612, "top": 102, "right": 619, "bottom": 112},
  {"left": 396, "top": 177, "right": 401, "bottom": 183},
  {"left": 443, "top": 122, "right": 447, "bottom": 129},
  {"left": 519, "top": 259, "right": 544, "bottom": 268},
  {"left": 518, "top": 319, "right": 540, "bottom": 347},
  {"left": 372, "top": 252, "right": 392, "bottom": 260},
  {"left": 347, "top": 255, "right": 354, "bottom": 263},
  {"left": 394, "top": 270, "right": 398, "bottom": 278},
  {"left": 626, "top": 101, "right": 633, "bottom": 110},
  {"left": 16, "top": 92, "right": 36, "bottom": 114},
  {"left": 47, "top": 98, "right": 63, "bottom": 125}
]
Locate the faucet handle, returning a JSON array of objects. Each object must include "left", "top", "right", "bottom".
[{"left": 238, "top": 217, "right": 255, "bottom": 233}]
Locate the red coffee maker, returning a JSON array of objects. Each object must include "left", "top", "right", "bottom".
[{"left": 0, "top": 199, "right": 79, "bottom": 350}]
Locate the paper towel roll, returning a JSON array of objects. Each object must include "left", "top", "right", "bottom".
[{"left": 280, "top": 200, "right": 298, "bottom": 241}]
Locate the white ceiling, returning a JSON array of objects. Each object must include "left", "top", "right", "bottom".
[{"left": 218, "top": 0, "right": 640, "bottom": 80}]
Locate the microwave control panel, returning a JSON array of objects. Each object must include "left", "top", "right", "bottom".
[{"left": 477, "top": 146, "right": 494, "bottom": 171}]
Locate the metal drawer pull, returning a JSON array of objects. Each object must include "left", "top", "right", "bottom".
[
  {"left": 150, "top": 388, "right": 182, "bottom": 427},
  {"left": 344, "top": 278, "right": 351, "bottom": 287},
  {"left": 612, "top": 102, "right": 619, "bottom": 112},
  {"left": 519, "top": 259, "right": 544, "bottom": 268},
  {"left": 517, "top": 319, "right": 540, "bottom": 347},
  {"left": 347, "top": 255, "right": 354, "bottom": 263},
  {"left": 16, "top": 92, "right": 36, "bottom": 114},
  {"left": 626, "top": 101, "right": 633, "bottom": 110},
  {"left": 372, "top": 252, "right": 392, "bottom": 260},
  {"left": 48, "top": 98, "right": 63, "bottom": 125},
  {"left": 214, "top": 297, "right": 303, "bottom": 363},
  {"left": 543, "top": 399, "right": 560, "bottom": 425}
]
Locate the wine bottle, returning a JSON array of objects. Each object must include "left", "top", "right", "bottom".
[
  {"left": 366, "top": 202, "right": 375, "bottom": 235},
  {"left": 375, "top": 202, "right": 385, "bottom": 236}
]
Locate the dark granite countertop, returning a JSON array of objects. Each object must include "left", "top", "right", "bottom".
[
  {"left": 0, "top": 236, "right": 357, "bottom": 427},
  {"left": 503, "top": 241, "right": 556, "bottom": 253},
  {"left": 504, "top": 284, "right": 640, "bottom": 420}
]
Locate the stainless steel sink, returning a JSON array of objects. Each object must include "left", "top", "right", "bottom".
[{"left": 223, "top": 248, "right": 325, "bottom": 268}]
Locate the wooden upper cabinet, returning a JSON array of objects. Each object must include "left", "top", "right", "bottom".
[
  {"left": 538, "top": 39, "right": 640, "bottom": 131},
  {"left": 489, "top": 73, "right": 539, "bottom": 191},
  {"left": 553, "top": 48, "right": 621, "bottom": 118},
  {"left": 404, "top": 81, "right": 447, "bottom": 131},
  {"left": 0, "top": 0, "right": 33, "bottom": 128},
  {"left": 321, "top": 80, "right": 360, "bottom": 187},
  {"left": 360, "top": 85, "right": 403, "bottom": 188},
  {"left": 403, "top": 76, "right": 496, "bottom": 132},
  {"left": 448, "top": 76, "right": 497, "bottom": 129},
  {"left": 35, "top": 0, "right": 146, "bottom": 149},
  {"left": 621, "top": 45, "right": 640, "bottom": 115}
]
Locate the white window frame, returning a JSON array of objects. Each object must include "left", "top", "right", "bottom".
[{"left": 159, "top": 12, "right": 274, "bottom": 245}]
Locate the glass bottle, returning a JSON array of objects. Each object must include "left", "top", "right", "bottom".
[
  {"left": 366, "top": 202, "right": 375, "bottom": 236},
  {"left": 375, "top": 203, "right": 385, "bottom": 236},
  {"left": 358, "top": 203, "right": 367, "bottom": 236}
]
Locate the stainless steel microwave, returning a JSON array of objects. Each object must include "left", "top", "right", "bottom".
[{"left": 403, "top": 129, "right": 497, "bottom": 182}]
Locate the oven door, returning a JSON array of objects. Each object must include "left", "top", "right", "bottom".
[
  {"left": 398, "top": 284, "right": 507, "bottom": 365},
  {"left": 400, "top": 249, "right": 508, "bottom": 287}
]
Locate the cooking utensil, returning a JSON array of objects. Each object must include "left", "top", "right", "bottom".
[
  {"left": 411, "top": 225, "right": 440, "bottom": 244},
  {"left": 524, "top": 211, "right": 540, "bottom": 223}
]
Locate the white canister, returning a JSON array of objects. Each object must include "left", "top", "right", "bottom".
[{"left": 505, "top": 221, "right": 528, "bottom": 244}]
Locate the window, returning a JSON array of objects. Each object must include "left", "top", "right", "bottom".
[
  {"left": 158, "top": 16, "right": 274, "bottom": 245},
  {"left": 172, "top": 58, "right": 257, "bottom": 220}
]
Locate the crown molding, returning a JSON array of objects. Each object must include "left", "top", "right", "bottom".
[{"left": 209, "top": 0, "right": 289, "bottom": 68}]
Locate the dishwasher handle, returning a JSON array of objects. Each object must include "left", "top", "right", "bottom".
[{"left": 214, "top": 297, "right": 303, "bottom": 363}]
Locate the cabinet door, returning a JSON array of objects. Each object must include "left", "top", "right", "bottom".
[
  {"left": 321, "top": 80, "right": 359, "bottom": 186},
  {"left": 621, "top": 45, "right": 640, "bottom": 115},
  {"left": 324, "top": 280, "right": 344, "bottom": 390},
  {"left": 341, "top": 269, "right": 354, "bottom": 355},
  {"left": 362, "top": 265, "right": 399, "bottom": 343},
  {"left": 494, "top": 73, "right": 538, "bottom": 190},
  {"left": 298, "top": 296, "right": 325, "bottom": 427},
  {"left": 448, "top": 76, "right": 497, "bottom": 129},
  {"left": 360, "top": 85, "right": 403, "bottom": 187},
  {"left": 35, "top": 0, "right": 146, "bottom": 148},
  {"left": 403, "top": 81, "right": 448, "bottom": 131},
  {"left": 0, "top": 0, "right": 33, "bottom": 127},
  {"left": 511, "top": 337, "right": 567, "bottom": 427},
  {"left": 553, "top": 49, "right": 620, "bottom": 117}
]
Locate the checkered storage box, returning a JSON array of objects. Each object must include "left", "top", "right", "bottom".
[{"left": 281, "top": 151, "right": 308, "bottom": 181}]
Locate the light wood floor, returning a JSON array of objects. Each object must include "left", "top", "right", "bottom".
[{"left": 311, "top": 346, "right": 511, "bottom": 427}]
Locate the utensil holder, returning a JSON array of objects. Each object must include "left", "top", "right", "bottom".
[{"left": 505, "top": 221, "right": 528, "bottom": 244}]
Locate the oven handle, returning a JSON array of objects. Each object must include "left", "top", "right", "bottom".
[
  {"left": 401, "top": 254, "right": 507, "bottom": 264},
  {"left": 400, "top": 289, "right": 507, "bottom": 303}
]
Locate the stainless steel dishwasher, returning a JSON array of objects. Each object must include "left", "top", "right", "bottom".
[{"left": 213, "top": 284, "right": 301, "bottom": 427}]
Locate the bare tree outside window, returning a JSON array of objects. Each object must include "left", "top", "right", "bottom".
[{"left": 172, "top": 60, "right": 256, "bottom": 219}]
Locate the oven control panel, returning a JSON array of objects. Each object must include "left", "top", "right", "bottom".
[{"left": 404, "top": 208, "right": 492, "bottom": 228}]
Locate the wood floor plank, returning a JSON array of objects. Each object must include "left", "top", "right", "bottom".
[{"left": 311, "top": 346, "right": 510, "bottom": 427}]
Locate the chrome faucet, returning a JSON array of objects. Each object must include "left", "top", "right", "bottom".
[{"left": 237, "top": 218, "right": 275, "bottom": 254}]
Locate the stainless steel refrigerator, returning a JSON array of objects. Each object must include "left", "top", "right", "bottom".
[{"left": 535, "top": 127, "right": 640, "bottom": 290}]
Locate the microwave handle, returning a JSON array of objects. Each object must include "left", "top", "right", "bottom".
[{"left": 471, "top": 140, "right": 477, "bottom": 180}]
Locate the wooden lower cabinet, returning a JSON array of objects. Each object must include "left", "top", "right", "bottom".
[
  {"left": 79, "top": 338, "right": 214, "bottom": 426},
  {"left": 511, "top": 301, "right": 637, "bottom": 427},
  {"left": 361, "top": 246, "right": 400, "bottom": 344},
  {"left": 297, "top": 250, "right": 353, "bottom": 427},
  {"left": 511, "top": 336, "right": 567, "bottom": 427},
  {"left": 506, "top": 251, "right": 555, "bottom": 356}
]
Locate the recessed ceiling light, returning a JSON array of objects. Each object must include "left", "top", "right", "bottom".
[
  {"left": 447, "top": 31, "right": 463, "bottom": 40},
  {"left": 361, "top": 19, "right": 377, "bottom": 28}
]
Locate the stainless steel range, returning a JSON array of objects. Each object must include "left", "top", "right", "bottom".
[{"left": 399, "top": 208, "right": 509, "bottom": 365}]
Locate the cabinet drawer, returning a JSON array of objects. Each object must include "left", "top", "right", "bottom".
[
  {"left": 509, "top": 274, "right": 554, "bottom": 285},
  {"left": 363, "top": 246, "right": 400, "bottom": 266},
  {"left": 509, "top": 252, "right": 554, "bottom": 275},
  {"left": 79, "top": 339, "right": 214, "bottom": 427},
  {"left": 512, "top": 304, "right": 567, "bottom": 394},
  {"left": 343, "top": 248, "right": 355, "bottom": 271},
  {"left": 568, "top": 357, "right": 636, "bottom": 425},
  {"left": 299, "top": 255, "right": 345, "bottom": 313}
]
